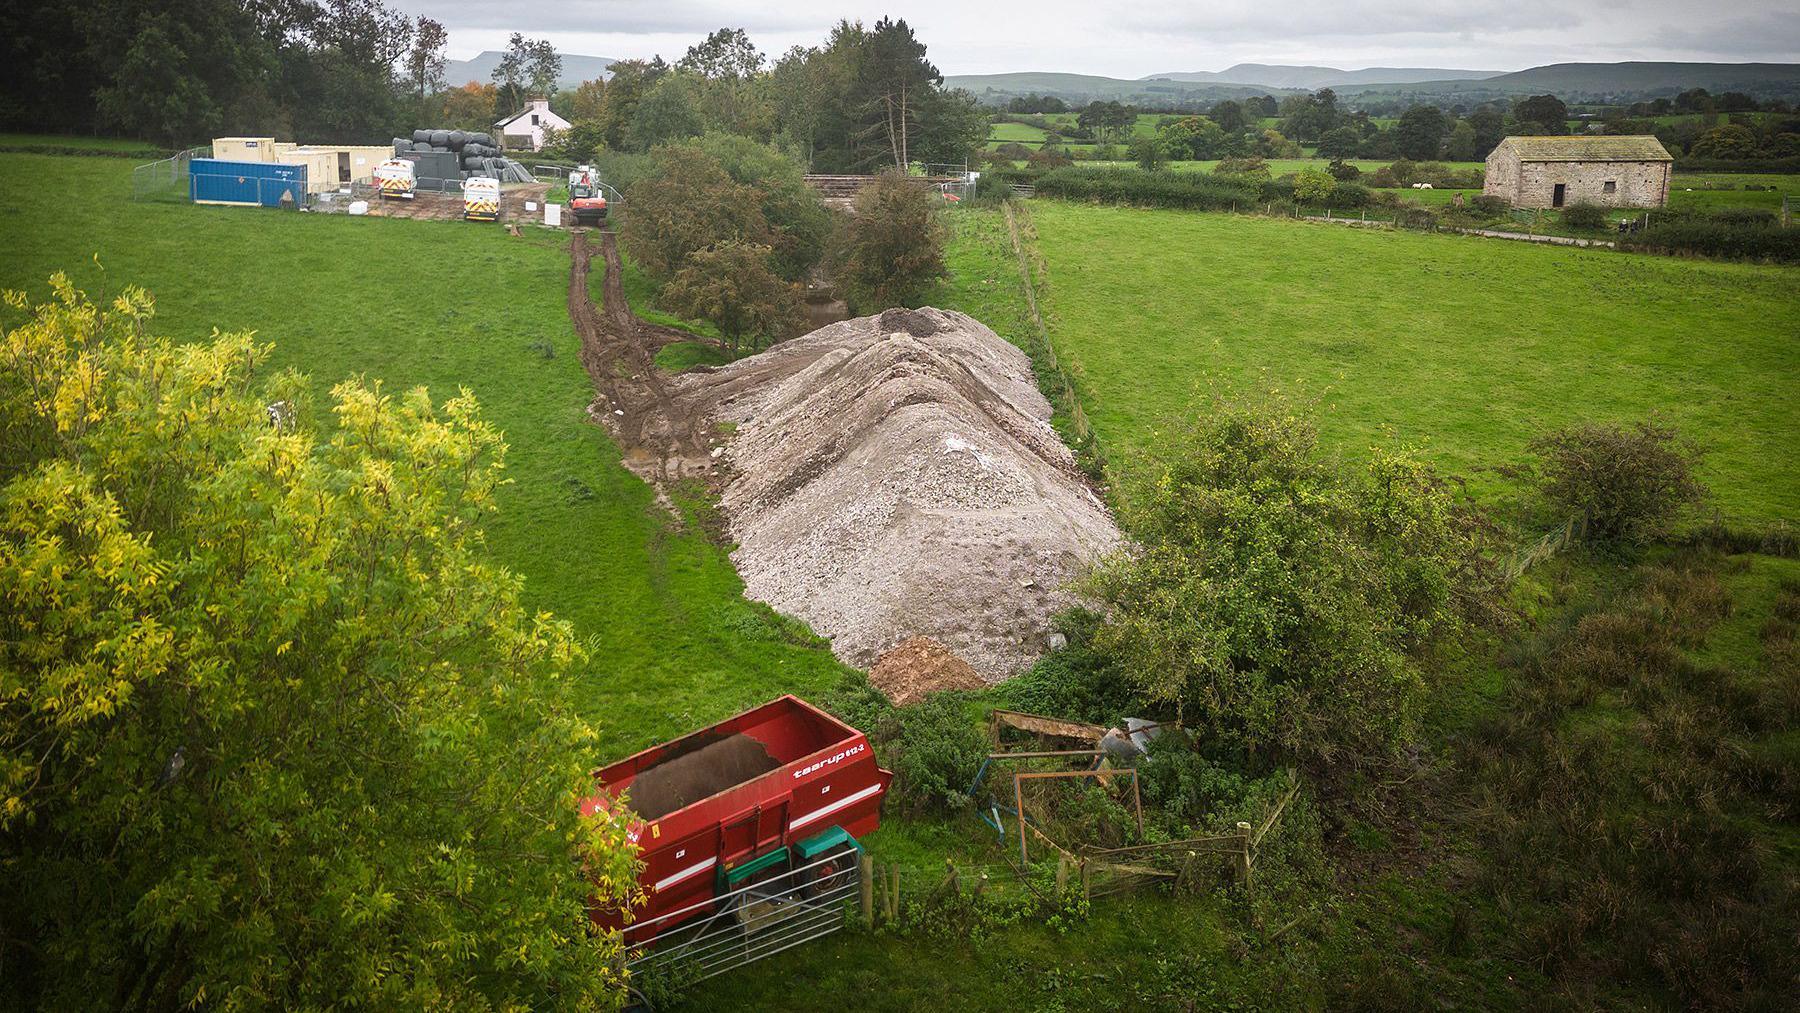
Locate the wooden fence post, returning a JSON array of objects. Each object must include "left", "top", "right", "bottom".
[
  {"left": 1080, "top": 858, "right": 1091, "bottom": 904},
  {"left": 1056, "top": 855, "right": 1069, "bottom": 901},
  {"left": 859, "top": 853, "right": 874, "bottom": 929},
  {"left": 1236, "top": 821, "right": 1253, "bottom": 888}
]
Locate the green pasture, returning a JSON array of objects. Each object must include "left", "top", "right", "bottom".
[
  {"left": 0, "top": 153, "right": 851, "bottom": 756},
  {"left": 987, "top": 120, "right": 1051, "bottom": 144},
  {"left": 0, "top": 131, "right": 173, "bottom": 156},
  {"left": 1022, "top": 201, "right": 1800, "bottom": 522}
]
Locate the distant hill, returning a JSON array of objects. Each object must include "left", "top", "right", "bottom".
[
  {"left": 943, "top": 71, "right": 1298, "bottom": 105},
  {"left": 951, "top": 61, "right": 1800, "bottom": 107},
  {"left": 1145, "top": 64, "right": 1500, "bottom": 90},
  {"left": 444, "top": 52, "right": 618, "bottom": 91},
  {"left": 1335, "top": 62, "right": 1800, "bottom": 98}
]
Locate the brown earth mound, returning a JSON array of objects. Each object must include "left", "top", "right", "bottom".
[
  {"left": 869, "top": 636, "right": 988, "bottom": 707},
  {"left": 625, "top": 734, "right": 778, "bottom": 819},
  {"left": 668, "top": 307, "right": 1122, "bottom": 680}
]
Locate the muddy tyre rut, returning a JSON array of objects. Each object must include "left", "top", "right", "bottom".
[{"left": 567, "top": 228, "right": 716, "bottom": 488}]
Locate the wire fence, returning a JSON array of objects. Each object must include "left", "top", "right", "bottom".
[{"left": 128, "top": 147, "right": 209, "bottom": 202}]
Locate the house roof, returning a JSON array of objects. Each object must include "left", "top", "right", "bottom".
[
  {"left": 1498, "top": 135, "right": 1673, "bottom": 162},
  {"left": 494, "top": 103, "right": 571, "bottom": 129}
]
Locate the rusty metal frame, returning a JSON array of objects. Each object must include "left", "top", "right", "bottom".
[
  {"left": 1012, "top": 769, "right": 1143, "bottom": 866},
  {"left": 988, "top": 709, "right": 1105, "bottom": 748}
]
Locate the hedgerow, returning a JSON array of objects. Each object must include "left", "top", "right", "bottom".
[{"left": 1032, "top": 166, "right": 1260, "bottom": 211}]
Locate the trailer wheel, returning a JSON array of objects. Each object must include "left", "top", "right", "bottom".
[{"left": 805, "top": 843, "right": 857, "bottom": 899}]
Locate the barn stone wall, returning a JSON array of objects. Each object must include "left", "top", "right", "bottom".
[{"left": 1483, "top": 154, "right": 1669, "bottom": 209}]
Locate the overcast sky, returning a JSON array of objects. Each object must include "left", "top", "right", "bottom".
[{"left": 410, "top": 1, "right": 1800, "bottom": 77}]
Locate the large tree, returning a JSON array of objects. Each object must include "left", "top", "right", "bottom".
[
  {"left": 0, "top": 275, "right": 639, "bottom": 1008},
  {"left": 404, "top": 15, "right": 448, "bottom": 103},
  {"left": 492, "top": 32, "right": 560, "bottom": 113},
  {"left": 620, "top": 146, "right": 769, "bottom": 280},
  {"left": 861, "top": 17, "right": 940, "bottom": 167},
  {"left": 1513, "top": 93, "right": 1569, "bottom": 134},
  {"left": 1088, "top": 390, "right": 1493, "bottom": 770},
  {"left": 832, "top": 171, "right": 948, "bottom": 311},
  {"left": 1393, "top": 104, "right": 1447, "bottom": 160},
  {"left": 662, "top": 241, "right": 804, "bottom": 355}
]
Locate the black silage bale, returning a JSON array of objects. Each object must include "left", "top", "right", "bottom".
[
  {"left": 449, "top": 130, "right": 467, "bottom": 147},
  {"left": 429, "top": 129, "right": 449, "bottom": 146},
  {"left": 412, "top": 129, "right": 429, "bottom": 143}
]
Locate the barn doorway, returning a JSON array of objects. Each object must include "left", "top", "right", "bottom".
[
  {"left": 1552, "top": 183, "right": 1567, "bottom": 208},
  {"left": 338, "top": 152, "right": 351, "bottom": 183}
]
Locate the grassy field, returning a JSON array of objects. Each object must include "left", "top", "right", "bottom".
[
  {"left": 1021, "top": 201, "right": 1799, "bottom": 522},
  {"left": 0, "top": 130, "right": 173, "bottom": 155},
  {"left": 0, "top": 153, "right": 852, "bottom": 756},
  {"left": 9, "top": 151, "right": 1797, "bottom": 1008}
]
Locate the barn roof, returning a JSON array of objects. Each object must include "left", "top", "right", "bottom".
[{"left": 1498, "top": 135, "right": 1673, "bottom": 162}]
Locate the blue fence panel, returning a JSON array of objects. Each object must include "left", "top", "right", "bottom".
[{"left": 189, "top": 159, "right": 307, "bottom": 207}]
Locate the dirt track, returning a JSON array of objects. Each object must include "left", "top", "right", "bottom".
[{"left": 566, "top": 229, "right": 717, "bottom": 487}]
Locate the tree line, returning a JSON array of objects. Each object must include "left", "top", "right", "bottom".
[
  {"left": 0, "top": 0, "right": 455, "bottom": 145},
  {"left": 0, "top": 4, "right": 990, "bottom": 173},
  {"left": 997, "top": 87, "right": 1799, "bottom": 166},
  {"left": 539, "top": 21, "right": 986, "bottom": 172}
]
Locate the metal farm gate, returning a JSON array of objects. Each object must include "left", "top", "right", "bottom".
[{"left": 621, "top": 849, "right": 864, "bottom": 1004}]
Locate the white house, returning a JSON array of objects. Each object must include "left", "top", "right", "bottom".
[{"left": 495, "top": 98, "right": 570, "bottom": 152}]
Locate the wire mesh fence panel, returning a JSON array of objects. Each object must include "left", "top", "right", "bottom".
[
  {"left": 621, "top": 850, "right": 864, "bottom": 994},
  {"left": 129, "top": 147, "right": 207, "bottom": 203}
]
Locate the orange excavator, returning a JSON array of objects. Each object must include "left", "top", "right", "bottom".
[{"left": 568, "top": 165, "right": 608, "bottom": 225}]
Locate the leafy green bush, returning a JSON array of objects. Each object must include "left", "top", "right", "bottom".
[
  {"left": 1329, "top": 182, "right": 1371, "bottom": 208},
  {"left": 1561, "top": 203, "right": 1609, "bottom": 230},
  {"left": 1470, "top": 193, "right": 1510, "bottom": 215},
  {"left": 996, "top": 608, "right": 1134, "bottom": 725},
  {"left": 831, "top": 171, "right": 949, "bottom": 311},
  {"left": 1530, "top": 419, "right": 1707, "bottom": 542},
  {"left": 1215, "top": 156, "right": 1268, "bottom": 176},
  {"left": 1293, "top": 169, "right": 1336, "bottom": 205},
  {"left": 1258, "top": 177, "right": 1296, "bottom": 203},
  {"left": 1033, "top": 166, "right": 1260, "bottom": 211},
  {"left": 883, "top": 694, "right": 988, "bottom": 814},
  {"left": 1087, "top": 389, "right": 1500, "bottom": 770},
  {"left": 1619, "top": 216, "right": 1800, "bottom": 263}
]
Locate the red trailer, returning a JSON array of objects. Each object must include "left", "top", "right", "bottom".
[{"left": 583, "top": 695, "right": 893, "bottom": 942}]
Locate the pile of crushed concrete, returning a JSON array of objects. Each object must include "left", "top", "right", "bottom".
[{"left": 670, "top": 308, "right": 1121, "bottom": 680}]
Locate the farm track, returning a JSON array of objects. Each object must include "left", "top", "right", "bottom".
[{"left": 567, "top": 228, "right": 717, "bottom": 490}]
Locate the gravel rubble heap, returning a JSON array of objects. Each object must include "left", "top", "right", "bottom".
[{"left": 673, "top": 307, "right": 1121, "bottom": 680}]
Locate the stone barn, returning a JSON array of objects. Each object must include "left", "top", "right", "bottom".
[{"left": 1483, "top": 135, "right": 1673, "bottom": 210}]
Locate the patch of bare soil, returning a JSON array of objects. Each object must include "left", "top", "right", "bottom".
[
  {"left": 868, "top": 636, "right": 988, "bottom": 706},
  {"left": 365, "top": 182, "right": 550, "bottom": 222},
  {"left": 566, "top": 230, "right": 716, "bottom": 488}
]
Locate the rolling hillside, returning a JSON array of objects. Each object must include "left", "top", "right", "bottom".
[
  {"left": 1145, "top": 64, "right": 1499, "bottom": 89},
  {"left": 954, "top": 61, "right": 1800, "bottom": 106},
  {"left": 445, "top": 51, "right": 620, "bottom": 89},
  {"left": 1335, "top": 61, "right": 1800, "bottom": 97},
  {"left": 946, "top": 71, "right": 1296, "bottom": 104}
]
